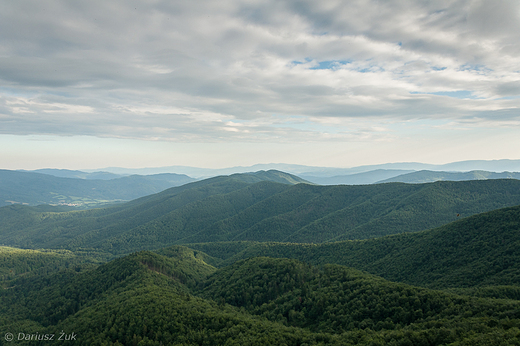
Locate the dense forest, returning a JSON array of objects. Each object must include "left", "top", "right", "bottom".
[
  {"left": 2, "top": 174, "right": 520, "bottom": 255},
  {"left": 2, "top": 247, "right": 520, "bottom": 345},
  {"left": 185, "top": 204, "right": 520, "bottom": 290},
  {"left": 1, "top": 171, "right": 520, "bottom": 344}
]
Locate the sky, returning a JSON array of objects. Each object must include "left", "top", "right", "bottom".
[{"left": 1, "top": 0, "right": 520, "bottom": 170}]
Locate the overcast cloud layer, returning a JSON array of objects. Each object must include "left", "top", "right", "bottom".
[{"left": 1, "top": 0, "right": 520, "bottom": 168}]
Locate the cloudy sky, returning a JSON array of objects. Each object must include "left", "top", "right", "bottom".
[{"left": 1, "top": 0, "right": 520, "bottom": 170}]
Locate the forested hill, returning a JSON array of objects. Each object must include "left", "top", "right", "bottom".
[
  {"left": 188, "top": 204, "right": 520, "bottom": 290},
  {"left": 0, "top": 170, "right": 304, "bottom": 252},
  {"left": 2, "top": 177, "right": 520, "bottom": 255},
  {"left": 2, "top": 248, "right": 520, "bottom": 345}
]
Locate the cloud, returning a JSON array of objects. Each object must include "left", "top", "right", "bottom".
[{"left": 1, "top": 0, "right": 519, "bottom": 143}]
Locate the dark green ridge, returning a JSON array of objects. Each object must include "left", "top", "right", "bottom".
[
  {"left": 186, "top": 204, "right": 520, "bottom": 290},
  {"left": 2, "top": 250, "right": 520, "bottom": 345},
  {"left": 0, "top": 172, "right": 297, "bottom": 252},
  {"left": 2, "top": 177, "right": 520, "bottom": 257},
  {"left": 199, "top": 257, "right": 520, "bottom": 334}
]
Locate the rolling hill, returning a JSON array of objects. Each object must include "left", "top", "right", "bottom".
[
  {"left": 300, "top": 169, "right": 415, "bottom": 185},
  {"left": 199, "top": 257, "right": 520, "bottom": 336},
  {"left": 2, "top": 175, "right": 520, "bottom": 256},
  {"left": 2, "top": 247, "right": 520, "bottom": 345},
  {"left": 187, "top": 203, "right": 520, "bottom": 291},
  {"left": 0, "top": 170, "right": 305, "bottom": 251}
]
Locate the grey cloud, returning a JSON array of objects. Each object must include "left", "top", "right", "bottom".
[
  {"left": 1, "top": 0, "right": 520, "bottom": 142},
  {"left": 495, "top": 81, "right": 520, "bottom": 97},
  {"left": 465, "top": 0, "right": 520, "bottom": 38}
]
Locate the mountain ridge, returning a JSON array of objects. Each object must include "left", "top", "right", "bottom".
[
  {"left": 184, "top": 203, "right": 520, "bottom": 290},
  {"left": 2, "top": 177, "right": 520, "bottom": 256},
  {"left": 377, "top": 170, "right": 520, "bottom": 184},
  {"left": 0, "top": 169, "right": 196, "bottom": 208},
  {"left": 82, "top": 159, "right": 520, "bottom": 178}
]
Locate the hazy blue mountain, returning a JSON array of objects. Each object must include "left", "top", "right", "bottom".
[
  {"left": 301, "top": 169, "right": 415, "bottom": 185},
  {"left": 438, "top": 159, "right": 520, "bottom": 172},
  {"left": 0, "top": 169, "right": 195, "bottom": 208},
  {"left": 85, "top": 163, "right": 338, "bottom": 178},
  {"left": 328, "top": 159, "right": 520, "bottom": 175},
  {"left": 377, "top": 170, "right": 520, "bottom": 184},
  {"left": 88, "top": 159, "right": 520, "bottom": 179},
  {"left": 29, "top": 169, "right": 124, "bottom": 180}
]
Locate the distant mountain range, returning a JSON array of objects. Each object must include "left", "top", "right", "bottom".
[
  {"left": 25, "top": 168, "right": 124, "bottom": 180},
  {"left": 0, "top": 169, "right": 196, "bottom": 208},
  {"left": 84, "top": 159, "right": 520, "bottom": 178},
  {"left": 4, "top": 160, "right": 520, "bottom": 209},
  {"left": 377, "top": 170, "right": 520, "bottom": 184},
  {"left": 300, "top": 169, "right": 415, "bottom": 185},
  {"left": 7, "top": 159, "right": 520, "bottom": 190}
]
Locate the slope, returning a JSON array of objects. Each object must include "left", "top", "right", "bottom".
[
  {"left": 0, "top": 170, "right": 301, "bottom": 253},
  {"left": 0, "top": 248, "right": 218, "bottom": 341},
  {"left": 0, "top": 246, "right": 106, "bottom": 285},
  {"left": 177, "top": 179, "right": 520, "bottom": 243},
  {"left": 199, "top": 257, "right": 520, "bottom": 336},
  {"left": 2, "top": 248, "right": 520, "bottom": 345},
  {"left": 203, "top": 204, "right": 520, "bottom": 290},
  {"left": 3, "top": 178, "right": 520, "bottom": 255}
]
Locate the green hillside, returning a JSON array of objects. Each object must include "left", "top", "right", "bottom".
[
  {"left": 2, "top": 250, "right": 520, "bottom": 345},
  {"left": 187, "top": 204, "right": 520, "bottom": 291},
  {"left": 0, "top": 246, "right": 106, "bottom": 284},
  {"left": 200, "top": 257, "right": 520, "bottom": 336},
  {"left": 0, "top": 171, "right": 304, "bottom": 250},
  {"left": 301, "top": 169, "right": 414, "bottom": 185},
  {"left": 0, "top": 180, "right": 293, "bottom": 253},
  {"left": 2, "top": 177, "right": 520, "bottom": 256}
]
